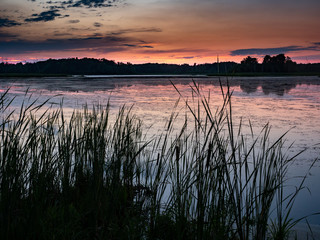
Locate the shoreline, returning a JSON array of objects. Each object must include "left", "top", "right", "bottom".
[{"left": 1, "top": 73, "right": 320, "bottom": 78}]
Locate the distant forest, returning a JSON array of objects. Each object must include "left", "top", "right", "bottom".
[{"left": 1, "top": 54, "right": 320, "bottom": 75}]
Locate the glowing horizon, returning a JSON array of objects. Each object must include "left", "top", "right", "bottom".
[{"left": 1, "top": 0, "right": 320, "bottom": 65}]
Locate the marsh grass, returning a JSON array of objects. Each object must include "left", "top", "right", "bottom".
[{"left": 0, "top": 82, "right": 316, "bottom": 239}]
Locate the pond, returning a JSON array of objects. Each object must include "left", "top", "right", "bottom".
[{"left": 1, "top": 75, "right": 320, "bottom": 225}]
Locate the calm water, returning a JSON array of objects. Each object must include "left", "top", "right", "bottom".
[{"left": 1, "top": 75, "right": 320, "bottom": 224}]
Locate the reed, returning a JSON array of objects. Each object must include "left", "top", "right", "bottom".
[{"left": 0, "top": 82, "right": 316, "bottom": 239}]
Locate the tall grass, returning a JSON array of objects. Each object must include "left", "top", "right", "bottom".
[{"left": 0, "top": 82, "right": 315, "bottom": 239}]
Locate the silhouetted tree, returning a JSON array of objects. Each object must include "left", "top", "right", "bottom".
[
  {"left": 241, "top": 56, "right": 258, "bottom": 65},
  {"left": 261, "top": 54, "right": 297, "bottom": 72},
  {"left": 263, "top": 55, "right": 272, "bottom": 64},
  {"left": 240, "top": 56, "right": 258, "bottom": 72},
  {"left": 272, "top": 54, "right": 286, "bottom": 65}
]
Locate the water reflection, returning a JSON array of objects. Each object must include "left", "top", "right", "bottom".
[
  {"left": 1, "top": 76, "right": 320, "bottom": 96},
  {"left": 239, "top": 80, "right": 298, "bottom": 96},
  {"left": 1, "top": 75, "right": 320, "bottom": 224}
]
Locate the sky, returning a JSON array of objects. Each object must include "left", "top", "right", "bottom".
[{"left": 0, "top": 0, "right": 320, "bottom": 64}]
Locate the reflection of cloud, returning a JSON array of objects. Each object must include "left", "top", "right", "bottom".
[
  {"left": 25, "top": 10, "right": 66, "bottom": 22},
  {"left": 230, "top": 45, "right": 320, "bottom": 56},
  {"left": 0, "top": 18, "right": 21, "bottom": 27}
]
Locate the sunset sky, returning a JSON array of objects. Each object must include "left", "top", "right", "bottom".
[{"left": 1, "top": 0, "right": 320, "bottom": 64}]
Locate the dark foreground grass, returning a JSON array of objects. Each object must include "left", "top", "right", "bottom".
[{"left": 0, "top": 83, "right": 317, "bottom": 240}]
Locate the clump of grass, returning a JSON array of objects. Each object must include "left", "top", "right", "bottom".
[{"left": 0, "top": 82, "right": 316, "bottom": 240}]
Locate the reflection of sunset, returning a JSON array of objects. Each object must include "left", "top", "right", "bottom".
[
  {"left": 1, "top": 76, "right": 320, "bottom": 225},
  {"left": 1, "top": 76, "right": 320, "bottom": 162}
]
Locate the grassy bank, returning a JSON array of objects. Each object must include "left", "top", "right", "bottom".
[{"left": 0, "top": 83, "right": 316, "bottom": 240}]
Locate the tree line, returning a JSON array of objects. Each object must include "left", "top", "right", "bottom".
[
  {"left": 239, "top": 54, "right": 296, "bottom": 72},
  {"left": 0, "top": 54, "right": 319, "bottom": 75},
  {"left": 0, "top": 58, "right": 236, "bottom": 75}
]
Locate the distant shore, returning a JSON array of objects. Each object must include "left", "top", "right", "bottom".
[
  {"left": 209, "top": 72, "right": 320, "bottom": 77},
  {"left": 1, "top": 72, "right": 320, "bottom": 78},
  {"left": 0, "top": 73, "right": 69, "bottom": 78}
]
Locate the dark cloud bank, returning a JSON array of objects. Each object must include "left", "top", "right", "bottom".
[{"left": 0, "top": 35, "right": 153, "bottom": 54}]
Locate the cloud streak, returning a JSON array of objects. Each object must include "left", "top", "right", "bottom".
[
  {"left": 70, "top": 0, "right": 117, "bottom": 8},
  {"left": 46, "top": 0, "right": 120, "bottom": 8},
  {"left": 0, "top": 32, "right": 18, "bottom": 38},
  {"left": 109, "top": 28, "right": 162, "bottom": 36},
  {"left": 230, "top": 45, "right": 320, "bottom": 56},
  {"left": 0, "top": 35, "right": 151, "bottom": 54},
  {"left": 122, "top": 44, "right": 153, "bottom": 49},
  {"left": 68, "top": 19, "right": 80, "bottom": 23},
  {"left": 93, "top": 22, "right": 102, "bottom": 27},
  {"left": 0, "top": 18, "right": 21, "bottom": 27},
  {"left": 25, "top": 10, "right": 65, "bottom": 22},
  {"left": 140, "top": 48, "right": 211, "bottom": 55}
]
